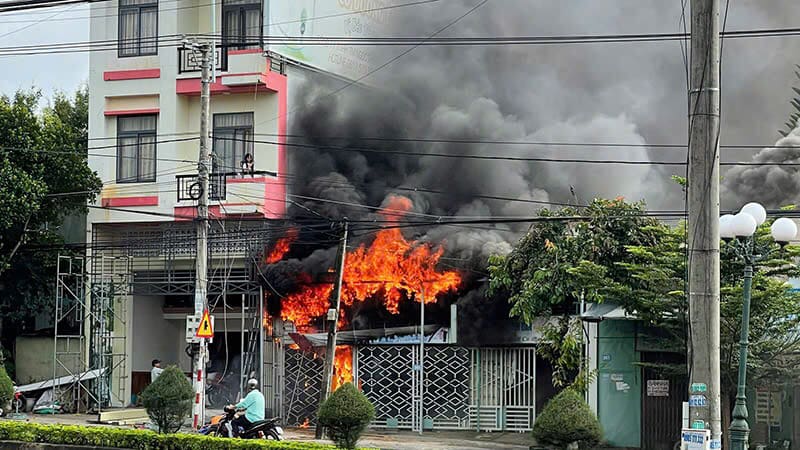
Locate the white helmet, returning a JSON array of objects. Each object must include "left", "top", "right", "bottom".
[{"left": 247, "top": 378, "right": 259, "bottom": 390}]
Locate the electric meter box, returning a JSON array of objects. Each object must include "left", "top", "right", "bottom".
[{"left": 680, "top": 429, "right": 711, "bottom": 450}]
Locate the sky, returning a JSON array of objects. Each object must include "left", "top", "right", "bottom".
[
  {"left": 2, "top": 0, "right": 800, "bottom": 211},
  {"left": 0, "top": 3, "right": 90, "bottom": 101}
]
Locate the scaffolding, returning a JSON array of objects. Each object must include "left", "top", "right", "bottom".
[
  {"left": 53, "top": 255, "right": 90, "bottom": 412},
  {"left": 52, "top": 254, "right": 131, "bottom": 412},
  {"left": 89, "top": 255, "right": 132, "bottom": 408},
  {"left": 51, "top": 219, "right": 275, "bottom": 410}
]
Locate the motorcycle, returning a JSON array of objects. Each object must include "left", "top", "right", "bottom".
[{"left": 199, "top": 405, "right": 283, "bottom": 440}]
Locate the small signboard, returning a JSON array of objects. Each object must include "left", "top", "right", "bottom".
[
  {"left": 689, "top": 395, "right": 708, "bottom": 408},
  {"left": 691, "top": 383, "right": 708, "bottom": 393},
  {"left": 647, "top": 379, "right": 670, "bottom": 397},
  {"left": 681, "top": 428, "right": 711, "bottom": 450},
  {"left": 195, "top": 310, "right": 214, "bottom": 339}
]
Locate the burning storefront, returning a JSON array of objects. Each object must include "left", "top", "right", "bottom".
[{"left": 258, "top": 196, "right": 554, "bottom": 432}]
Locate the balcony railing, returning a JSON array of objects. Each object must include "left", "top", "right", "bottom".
[
  {"left": 176, "top": 173, "right": 227, "bottom": 201},
  {"left": 177, "top": 45, "right": 228, "bottom": 74}
]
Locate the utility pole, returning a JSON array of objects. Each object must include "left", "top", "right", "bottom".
[
  {"left": 687, "top": 0, "right": 722, "bottom": 446},
  {"left": 315, "top": 220, "right": 349, "bottom": 439},
  {"left": 188, "top": 39, "right": 212, "bottom": 430}
]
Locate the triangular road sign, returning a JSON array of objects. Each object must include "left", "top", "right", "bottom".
[{"left": 195, "top": 310, "right": 214, "bottom": 339}]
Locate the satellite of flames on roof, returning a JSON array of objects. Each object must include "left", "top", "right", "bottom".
[
  {"left": 279, "top": 195, "right": 462, "bottom": 331},
  {"left": 265, "top": 228, "right": 298, "bottom": 264}
]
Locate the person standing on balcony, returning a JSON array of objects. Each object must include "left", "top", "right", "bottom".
[{"left": 241, "top": 153, "right": 254, "bottom": 177}]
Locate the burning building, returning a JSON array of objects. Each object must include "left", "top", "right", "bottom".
[{"left": 257, "top": 196, "right": 553, "bottom": 432}]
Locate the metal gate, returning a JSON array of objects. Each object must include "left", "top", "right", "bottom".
[
  {"left": 470, "top": 347, "right": 537, "bottom": 431},
  {"left": 283, "top": 347, "right": 323, "bottom": 426},
  {"left": 641, "top": 370, "right": 688, "bottom": 450},
  {"left": 357, "top": 346, "right": 415, "bottom": 428},
  {"left": 357, "top": 345, "right": 531, "bottom": 431}
]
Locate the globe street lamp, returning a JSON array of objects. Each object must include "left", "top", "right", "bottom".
[{"left": 719, "top": 203, "right": 798, "bottom": 450}]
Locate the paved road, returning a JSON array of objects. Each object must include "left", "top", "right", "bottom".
[{"left": 286, "top": 429, "right": 531, "bottom": 450}]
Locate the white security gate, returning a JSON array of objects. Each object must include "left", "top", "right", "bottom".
[
  {"left": 470, "top": 348, "right": 537, "bottom": 431},
  {"left": 357, "top": 345, "right": 533, "bottom": 431}
]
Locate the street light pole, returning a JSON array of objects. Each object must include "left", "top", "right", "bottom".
[
  {"left": 720, "top": 203, "right": 798, "bottom": 450},
  {"left": 729, "top": 243, "right": 753, "bottom": 450}
]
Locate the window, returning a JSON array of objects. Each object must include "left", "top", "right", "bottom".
[
  {"left": 213, "top": 113, "right": 253, "bottom": 174},
  {"left": 118, "top": 0, "right": 158, "bottom": 57},
  {"left": 222, "top": 0, "right": 261, "bottom": 50},
  {"left": 117, "top": 115, "right": 157, "bottom": 183}
]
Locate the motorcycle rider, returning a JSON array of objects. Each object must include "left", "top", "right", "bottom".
[{"left": 228, "top": 378, "right": 265, "bottom": 436}]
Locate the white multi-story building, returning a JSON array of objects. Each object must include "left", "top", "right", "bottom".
[{"left": 84, "top": 0, "right": 287, "bottom": 408}]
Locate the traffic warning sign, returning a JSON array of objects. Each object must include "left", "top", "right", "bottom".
[{"left": 195, "top": 310, "right": 214, "bottom": 339}]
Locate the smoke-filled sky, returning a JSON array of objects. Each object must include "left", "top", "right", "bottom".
[
  {"left": 1, "top": 1, "right": 799, "bottom": 230},
  {"left": 287, "top": 0, "right": 800, "bottom": 262}
]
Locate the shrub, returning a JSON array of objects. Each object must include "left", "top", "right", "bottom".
[
  {"left": 0, "top": 421, "right": 359, "bottom": 449},
  {"left": 532, "top": 388, "right": 602, "bottom": 450},
  {"left": 318, "top": 383, "right": 375, "bottom": 449},
  {"left": 0, "top": 365, "right": 13, "bottom": 411},
  {"left": 139, "top": 365, "right": 193, "bottom": 433}
]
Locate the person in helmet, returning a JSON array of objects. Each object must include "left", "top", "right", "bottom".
[{"left": 229, "top": 378, "right": 265, "bottom": 435}]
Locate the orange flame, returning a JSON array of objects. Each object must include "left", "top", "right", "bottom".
[
  {"left": 332, "top": 346, "right": 353, "bottom": 392},
  {"left": 299, "top": 418, "right": 310, "bottom": 428},
  {"left": 265, "top": 228, "right": 298, "bottom": 264},
  {"left": 279, "top": 196, "right": 461, "bottom": 326}
]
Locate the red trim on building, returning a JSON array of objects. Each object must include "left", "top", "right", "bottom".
[
  {"left": 175, "top": 78, "right": 276, "bottom": 96},
  {"left": 227, "top": 176, "right": 268, "bottom": 184},
  {"left": 101, "top": 196, "right": 159, "bottom": 207},
  {"left": 103, "top": 69, "right": 161, "bottom": 81},
  {"left": 228, "top": 49, "right": 263, "bottom": 55},
  {"left": 104, "top": 108, "right": 160, "bottom": 116},
  {"left": 265, "top": 66, "right": 288, "bottom": 220}
]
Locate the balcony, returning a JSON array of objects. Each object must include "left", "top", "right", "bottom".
[
  {"left": 176, "top": 173, "right": 227, "bottom": 201},
  {"left": 177, "top": 45, "right": 228, "bottom": 74}
]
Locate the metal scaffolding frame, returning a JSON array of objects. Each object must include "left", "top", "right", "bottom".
[
  {"left": 89, "top": 255, "right": 132, "bottom": 409},
  {"left": 52, "top": 254, "right": 132, "bottom": 412},
  {"left": 53, "top": 255, "right": 91, "bottom": 412},
  {"left": 62, "top": 220, "right": 275, "bottom": 409}
]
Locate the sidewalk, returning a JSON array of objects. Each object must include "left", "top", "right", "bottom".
[{"left": 16, "top": 413, "right": 532, "bottom": 450}]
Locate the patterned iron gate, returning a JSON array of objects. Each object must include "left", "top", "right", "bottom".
[
  {"left": 470, "top": 347, "right": 537, "bottom": 431},
  {"left": 283, "top": 347, "right": 323, "bottom": 426},
  {"left": 423, "top": 346, "right": 471, "bottom": 429},
  {"left": 357, "top": 346, "right": 414, "bottom": 428},
  {"left": 281, "top": 344, "right": 534, "bottom": 431},
  {"left": 356, "top": 345, "right": 475, "bottom": 430}
]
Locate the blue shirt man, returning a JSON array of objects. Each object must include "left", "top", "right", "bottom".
[{"left": 234, "top": 379, "right": 265, "bottom": 424}]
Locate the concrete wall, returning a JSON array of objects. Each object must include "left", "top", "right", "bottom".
[
  {"left": 14, "top": 337, "right": 83, "bottom": 385},
  {"left": 131, "top": 296, "right": 182, "bottom": 372}
]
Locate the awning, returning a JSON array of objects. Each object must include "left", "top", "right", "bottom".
[
  {"left": 15, "top": 369, "right": 106, "bottom": 394},
  {"left": 579, "top": 303, "right": 635, "bottom": 322},
  {"left": 290, "top": 325, "right": 443, "bottom": 347}
]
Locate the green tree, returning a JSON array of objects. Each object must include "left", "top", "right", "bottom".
[
  {"left": 140, "top": 366, "right": 193, "bottom": 433},
  {"left": 318, "top": 383, "right": 375, "bottom": 449},
  {"left": 0, "top": 87, "right": 101, "bottom": 353},
  {"left": 488, "top": 198, "right": 665, "bottom": 387},
  {"left": 489, "top": 198, "right": 800, "bottom": 434}
]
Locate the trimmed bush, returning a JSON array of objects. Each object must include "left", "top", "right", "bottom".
[
  {"left": 139, "top": 365, "right": 193, "bottom": 433},
  {"left": 0, "top": 366, "right": 13, "bottom": 412},
  {"left": 318, "top": 383, "right": 375, "bottom": 449},
  {"left": 532, "top": 388, "right": 602, "bottom": 450},
  {"left": 0, "top": 421, "right": 364, "bottom": 449}
]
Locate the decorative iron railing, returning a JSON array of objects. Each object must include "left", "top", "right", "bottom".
[
  {"left": 176, "top": 173, "right": 227, "bottom": 201},
  {"left": 178, "top": 45, "right": 228, "bottom": 74}
]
